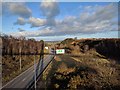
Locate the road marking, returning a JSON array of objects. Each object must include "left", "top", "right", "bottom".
[{"left": 22, "top": 78, "right": 26, "bottom": 81}]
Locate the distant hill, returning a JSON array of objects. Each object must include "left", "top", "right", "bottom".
[
  {"left": 56, "top": 38, "right": 120, "bottom": 62},
  {"left": 46, "top": 41, "right": 61, "bottom": 44}
]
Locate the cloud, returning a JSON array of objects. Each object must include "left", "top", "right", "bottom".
[
  {"left": 40, "top": 0, "right": 60, "bottom": 26},
  {"left": 11, "top": 27, "right": 53, "bottom": 37},
  {"left": 10, "top": 3, "right": 118, "bottom": 37},
  {"left": 28, "top": 17, "right": 46, "bottom": 28},
  {"left": 3, "top": 2, "right": 32, "bottom": 18},
  {"left": 14, "top": 17, "right": 26, "bottom": 25},
  {"left": 18, "top": 28, "right": 26, "bottom": 32},
  {"left": 14, "top": 17, "right": 46, "bottom": 27},
  {"left": 15, "top": 0, "right": 60, "bottom": 27},
  {"left": 88, "top": 3, "right": 117, "bottom": 22}
]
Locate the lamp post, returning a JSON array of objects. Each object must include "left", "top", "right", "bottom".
[
  {"left": 33, "top": 44, "right": 37, "bottom": 89},
  {"left": 19, "top": 31, "right": 24, "bottom": 71},
  {"left": 19, "top": 45, "right": 21, "bottom": 71},
  {"left": 17, "top": 40, "right": 22, "bottom": 71},
  {"left": 34, "top": 55, "right": 36, "bottom": 89}
]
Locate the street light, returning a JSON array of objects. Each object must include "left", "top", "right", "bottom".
[
  {"left": 16, "top": 40, "right": 22, "bottom": 71},
  {"left": 34, "top": 55, "right": 36, "bottom": 89},
  {"left": 33, "top": 44, "right": 37, "bottom": 89},
  {"left": 18, "top": 31, "right": 24, "bottom": 71},
  {"left": 19, "top": 45, "right": 21, "bottom": 71}
]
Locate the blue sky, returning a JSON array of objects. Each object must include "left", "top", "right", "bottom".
[{"left": 2, "top": 1, "right": 119, "bottom": 41}]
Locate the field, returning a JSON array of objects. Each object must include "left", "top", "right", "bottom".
[{"left": 36, "top": 49, "right": 120, "bottom": 89}]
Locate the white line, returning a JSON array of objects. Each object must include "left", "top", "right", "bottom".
[
  {"left": 44, "top": 55, "right": 51, "bottom": 62},
  {"left": 22, "top": 78, "right": 26, "bottom": 82}
]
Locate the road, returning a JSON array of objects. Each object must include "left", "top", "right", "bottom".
[{"left": 2, "top": 54, "right": 54, "bottom": 89}]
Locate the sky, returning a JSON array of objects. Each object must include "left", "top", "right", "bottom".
[{"left": 1, "top": 0, "right": 119, "bottom": 41}]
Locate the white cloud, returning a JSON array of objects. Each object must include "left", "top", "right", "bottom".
[
  {"left": 40, "top": 0, "right": 59, "bottom": 18},
  {"left": 10, "top": 3, "right": 118, "bottom": 37},
  {"left": 40, "top": 0, "right": 60, "bottom": 26},
  {"left": 18, "top": 28, "right": 26, "bottom": 32},
  {"left": 11, "top": 27, "right": 54, "bottom": 37},
  {"left": 14, "top": 17, "right": 26, "bottom": 25},
  {"left": 14, "top": 17, "right": 46, "bottom": 27},
  {"left": 3, "top": 2, "right": 32, "bottom": 18},
  {"left": 15, "top": 0, "right": 60, "bottom": 27},
  {"left": 28, "top": 17, "right": 46, "bottom": 28}
]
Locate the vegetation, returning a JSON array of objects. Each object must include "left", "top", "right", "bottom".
[
  {"left": 36, "top": 50, "right": 120, "bottom": 89},
  {"left": 60, "top": 38, "right": 74, "bottom": 45},
  {"left": 2, "top": 35, "right": 43, "bottom": 55},
  {"left": 57, "top": 38, "right": 120, "bottom": 61},
  {"left": 1, "top": 35, "right": 43, "bottom": 85},
  {"left": 36, "top": 38, "right": 120, "bottom": 89},
  {"left": 1, "top": 36, "right": 120, "bottom": 89}
]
